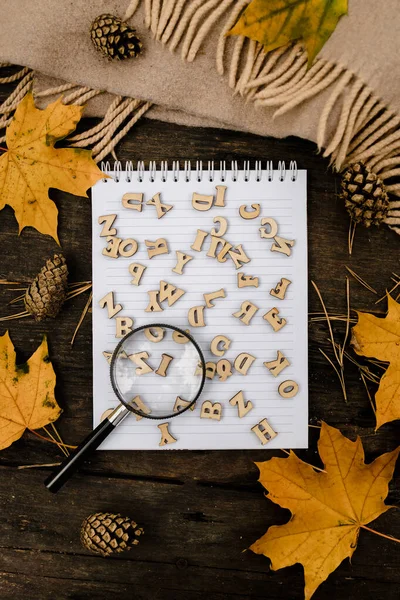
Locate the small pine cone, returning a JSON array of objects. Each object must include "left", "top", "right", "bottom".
[
  {"left": 341, "top": 162, "right": 389, "bottom": 227},
  {"left": 24, "top": 254, "right": 68, "bottom": 321},
  {"left": 90, "top": 14, "right": 142, "bottom": 61},
  {"left": 81, "top": 512, "right": 144, "bottom": 557}
]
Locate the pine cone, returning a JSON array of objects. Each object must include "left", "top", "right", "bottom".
[
  {"left": 90, "top": 14, "right": 142, "bottom": 61},
  {"left": 341, "top": 162, "right": 389, "bottom": 227},
  {"left": 81, "top": 512, "right": 143, "bottom": 557},
  {"left": 24, "top": 254, "right": 68, "bottom": 321}
]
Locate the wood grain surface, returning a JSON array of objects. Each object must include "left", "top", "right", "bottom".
[{"left": 0, "top": 106, "right": 399, "bottom": 600}]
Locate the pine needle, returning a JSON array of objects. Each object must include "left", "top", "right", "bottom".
[
  {"left": 71, "top": 290, "right": 92, "bottom": 346},
  {"left": 67, "top": 283, "right": 92, "bottom": 300},
  {"left": 345, "top": 266, "right": 377, "bottom": 294},
  {"left": 17, "top": 462, "right": 61, "bottom": 470},
  {"left": 8, "top": 293, "right": 25, "bottom": 305},
  {"left": 348, "top": 220, "right": 357, "bottom": 255},
  {"left": 0, "top": 279, "right": 23, "bottom": 285},
  {"left": 0, "top": 311, "right": 29, "bottom": 322},
  {"left": 375, "top": 280, "right": 400, "bottom": 304},
  {"left": 42, "top": 425, "right": 69, "bottom": 458},
  {"left": 360, "top": 371, "right": 376, "bottom": 415}
]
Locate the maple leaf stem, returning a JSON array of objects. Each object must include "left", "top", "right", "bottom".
[
  {"left": 28, "top": 428, "right": 77, "bottom": 450},
  {"left": 361, "top": 524, "right": 400, "bottom": 544}
]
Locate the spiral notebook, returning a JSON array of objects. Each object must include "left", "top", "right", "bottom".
[{"left": 91, "top": 161, "right": 308, "bottom": 450}]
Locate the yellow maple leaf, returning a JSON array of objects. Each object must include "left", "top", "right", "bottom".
[
  {"left": 250, "top": 422, "right": 399, "bottom": 600},
  {"left": 0, "top": 92, "right": 105, "bottom": 243},
  {"left": 229, "top": 0, "right": 348, "bottom": 66},
  {"left": 352, "top": 294, "right": 400, "bottom": 429},
  {"left": 0, "top": 330, "right": 61, "bottom": 450}
]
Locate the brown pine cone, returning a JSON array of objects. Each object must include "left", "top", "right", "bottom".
[
  {"left": 24, "top": 254, "right": 68, "bottom": 321},
  {"left": 90, "top": 14, "right": 142, "bottom": 61},
  {"left": 340, "top": 162, "right": 389, "bottom": 227},
  {"left": 81, "top": 512, "right": 144, "bottom": 557}
]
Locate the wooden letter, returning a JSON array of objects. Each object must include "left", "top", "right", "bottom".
[
  {"left": 115, "top": 317, "right": 134, "bottom": 338},
  {"left": 204, "top": 288, "right": 226, "bottom": 308},
  {"left": 216, "top": 359, "right": 232, "bottom": 382},
  {"left": 99, "top": 291, "right": 122, "bottom": 318},
  {"left": 102, "top": 236, "right": 121, "bottom": 258},
  {"left": 233, "top": 301, "right": 259, "bottom": 325},
  {"left": 172, "top": 329, "right": 190, "bottom": 344},
  {"left": 159, "top": 281, "right": 185, "bottom": 306},
  {"left": 210, "top": 335, "right": 231, "bottom": 357},
  {"left": 130, "top": 395, "right": 152, "bottom": 421},
  {"left": 129, "top": 351, "right": 153, "bottom": 375},
  {"left": 145, "top": 290, "right": 163, "bottom": 312},
  {"left": 155, "top": 354, "right": 173, "bottom": 377},
  {"left": 207, "top": 236, "right": 232, "bottom": 262},
  {"left": 239, "top": 203, "right": 260, "bottom": 220},
  {"left": 144, "top": 327, "right": 165, "bottom": 343},
  {"left": 188, "top": 305, "right": 206, "bottom": 327},
  {"left": 192, "top": 192, "right": 214, "bottom": 211},
  {"left": 102, "top": 351, "right": 112, "bottom": 364},
  {"left": 237, "top": 273, "right": 259, "bottom": 288},
  {"left": 145, "top": 238, "right": 169, "bottom": 259},
  {"left": 205, "top": 362, "right": 217, "bottom": 379},
  {"left": 172, "top": 251, "right": 193, "bottom": 275},
  {"left": 263, "top": 351, "right": 290, "bottom": 377},
  {"left": 270, "top": 277, "right": 292, "bottom": 300},
  {"left": 211, "top": 216, "right": 228, "bottom": 237},
  {"left": 228, "top": 245, "right": 251, "bottom": 269},
  {"left": 122, "top": 192, "right": 143, "bottom": 211},
  {"left": 263, "top": 307, "right": 287, "bottom": 331},
  {"left": 251, "top": 418, "right": 277, "bottom": 445},
  {"left": 234, "top": 353, "right": 256, "bottom": 375},
  {"left": 191, "top": 229, "right": 208, "bottom": 252},
  {"left": 129, "top": 263, "right": 146, "bottom": 286},
  {"left": 259, "top": 218, "right": 278, "bottom": 239},
  {"left": 214, "top": 185, "right": 227, "bottom": 207},
  {"left": 158, "top": 423, "right": 177, "bottom": 446},
  {"left": 278, "top": 380, "right": 299, "bottom": 398},
  {"left": 147, "top": 192, "right": 173, "bottom": 219},
  {"left": 118, "top": 238, "right": 138, "bottom": 257},
  {"left": 229, "top": 391, "right": 253, "bottom": 418},
  {"left": 271, "top": 236, "right": 295, "bottom": 257},
  {"left": 173, "top": 396, "right": 192, "bottom": 412},
  {"left": 200, "top": 401, "right": 222, "bottom": 421},
  {"left": 98, "top": 214, "right": 117, "bottom": 237}
]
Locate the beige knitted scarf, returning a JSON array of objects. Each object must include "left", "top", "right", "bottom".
[{"left": 0, "top": 0, "right": 399, "bottom": 234}]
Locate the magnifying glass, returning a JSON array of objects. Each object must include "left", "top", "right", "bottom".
[{"left": 44, "top": 324, "right": 206, "bottom": 493}]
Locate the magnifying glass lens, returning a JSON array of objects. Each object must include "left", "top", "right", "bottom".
[{"left": 110, "top": 325, "right": 205, "bottom": 419}]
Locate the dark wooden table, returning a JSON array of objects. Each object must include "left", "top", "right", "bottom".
[{"left": 0, "top": 115, "right": 399, "bottom": 600}]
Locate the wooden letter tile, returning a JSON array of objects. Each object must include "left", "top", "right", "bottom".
[
  {"left": 205, "top": 362, "right": 217, "bottom": 380},
  {"left": 192, "top": 192, "right": 214, "bottom": 211},
  {"left": 211, "top": 216, "right": 228, "bottom": 238},
  {"left": 146, "top": 192, "right": 173, "bottom": 219},
  {"left": 270, "top": 277, "right": 292, "bottom": 300},
  {"left": 144, "top": 327, "right": 165, "bottom": 343},
  {"left": 271, "top": 236, "right": 295, "bottom": 257},
  {"left": 263, "top": 351, "right": 290, "bottom": 377},
  {"left": 203, "top": 288, "right": 226, "bottom": 308},
  {"left": 172, "top": 251, "right": 193, "bottom": 275},
  {"left": 191, "top": 229, "right": 208, "bottom": 252},
  {"left": 118, "top": 238, "right": 138, "bottom": 258},
  {"left": 145, "top": 238, "right": 169, "bottom": 259},
  {"left": 206, "top": 236, "right": 232, "bottom": 262},
  {"left": 102, "top": 236, "right": 121, "bottom": 258},
  {"left": 129, "top": 263, "right": 146, "bottom": 286},
  {"left": 214, "top": 185, "right": 227, "bottom": 207},
  {"left": 102, "top": 351, "right": 112, "bottom": 364},
  {"left": 259, "top": 217, "right": 278, "bottom": 239},
  {"left": 172, "top": 329, "right": 191, "bottom": 344},
  {"left": 216, "top": 359, "right": 232, "bottom": 381},
  {"left": 251, "top": 418, "right": 277, "bottom": 445},
  {"left": 158, "top": 423, "right": 177, "bottom": 446},
  {"left": 130, "top": 395, "right": 152, "bottom": 421},
  {"left": 115, "top": 317, "right": 134, "bottom": 338},
  {"left": 155, "top": 354, "right": 174, "bottom": 377},
  {"left": 239, "top": 203, "right": 260, "bottom": 220},
  {"left": 232, "top": 301, "right": 259, "bottom": 325},
  {"left": 159, "top": 281, "right": 185, "bottom": 306},
  {"left": 144, "top": 290, "right": 163, "bottom": 312},
  {"left": 263, "top": 307, "right": 287, "bottom": 331},
  {"left": 99, "top": 291, "right": 122, "bottom": 319},
  {"left": 210, "top": 335, "right": 231, "bottom": 357},
  {"left": 188, "top": 305, "right": 206, "bottom": 327},
  {"left": 278, "top": 380, "right": 299, "bottom": 398},
  {"left": 237, "top": 273, "right": 259, "bottom": 288},
  {"left": 173, "top": 396, "right": 192, "bottom": 413},
  {"left": 229, "top": 391, "right": 253, "bottom": 418},
  {"left": 98, "top": 214, "right": 117, "bottom": 237},
  {"left": 200, "top": 401, "right": 222, "bottom": 420},
  {"left": 228, "top": 244, "right": 251, "bottom": 269},
  {"left": 234, "top": 353, "right": 256, "bottom": 375},
  {"left": 122, "top": 192, "right": 143, "bottom": 211},
  {"left": 128, "top": 351, "right": 153, "bottom": 375}
]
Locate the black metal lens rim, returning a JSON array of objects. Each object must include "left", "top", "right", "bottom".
[{"left": 109, "top": 323, "right": 207, "bottom": 420}]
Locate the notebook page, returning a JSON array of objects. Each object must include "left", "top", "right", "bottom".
[{"left": 92, "top": 168, "right": 308, "bottom": 450}]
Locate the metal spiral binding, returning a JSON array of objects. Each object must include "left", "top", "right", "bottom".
[{"left": 100, "top": 160, "right": 298, "bottom": 182}]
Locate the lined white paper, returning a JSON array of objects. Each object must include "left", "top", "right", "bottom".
[{"left": 92, "top": 168, "right": 308, "bottom": 450}]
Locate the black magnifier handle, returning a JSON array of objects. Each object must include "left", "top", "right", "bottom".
[{"left": 44, "top": 404, "right": 130, "bottom": 493}]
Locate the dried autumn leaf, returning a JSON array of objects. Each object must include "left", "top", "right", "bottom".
[
  {"left": 352, "top": 294, "right": 400, "bottom": 429},
  {"left": 0, "top": 330, "right": 61, "bottom": 450},
  {"left": 0, "top": 92, "right": 105, "bottom": 243},
  {"left": 250, "top": 422, "right": 399, "bottom": 600},
  {"left": 229, "top": 0, "right": 348, "bottom": 66}
]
